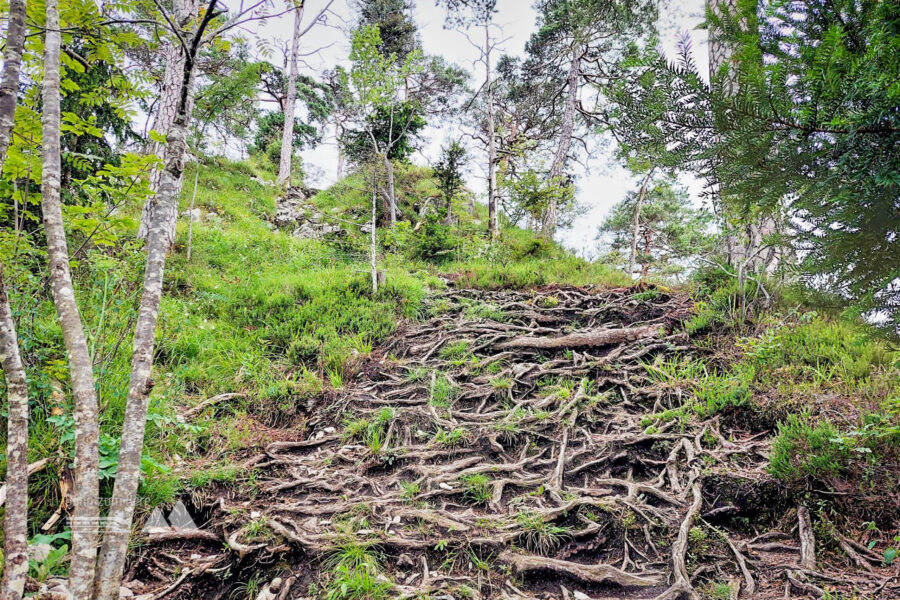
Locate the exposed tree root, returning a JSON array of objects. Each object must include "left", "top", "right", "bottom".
[{"left": 124, "top": 285, "right": 899, "bottom": 600}]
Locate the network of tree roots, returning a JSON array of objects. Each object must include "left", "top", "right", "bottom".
[{"left": 127, "top": 286, "right": 897, "bottom": 600}]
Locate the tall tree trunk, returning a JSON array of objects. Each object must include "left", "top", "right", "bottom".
[
  {"left": 0, "top": 269, "right": 29, "bottom": 600},
  {"left": 138, "top": 0, "right": 200, "bottom": 242},
  {"left": 277, "top": 2, "right": 304, "bottom": 188},
  {"left": 41, "top": 0, "right": 101, "bottom": 593},
  {"left": 0, "top": 0, "right": 25, "bottom": 167},
  {"left": 336, "top": 121, "right": 345, "bottom": 180},
  {"left": 628, "top": 171, "right": 653, "bottom": 279},
  {"left": 542, "top": 47, "right": 581, "bottom": 239},
  {"left": 484, "top": 25, "right": 499, "bottom": 239},
  {"left": 0, "top": 3, "right": 29, "bottom": 596},
  {"left": 383, "top": 153, "right": 397, "bottom": 226},
  {"left": 93, "top": 4, "right": 219, "bottom": 598}
]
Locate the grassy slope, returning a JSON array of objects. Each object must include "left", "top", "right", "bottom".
[
  {"left": 0, "top": 157, "right": 631, "bottom": 537},
  {"left": 2, "top": 157, "right": 898, "bottom": 566}
]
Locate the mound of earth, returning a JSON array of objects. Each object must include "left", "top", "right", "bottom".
[{"left": 125, "top": 286, "right": 898, "bottom": 600}]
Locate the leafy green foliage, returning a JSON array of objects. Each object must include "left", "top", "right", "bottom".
[{"left": 500, "top": 170, "right": 575, "bottom": 231}]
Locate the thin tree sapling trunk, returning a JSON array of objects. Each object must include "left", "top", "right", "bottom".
[
  {"left": 93, "top": 3, "right": 220, "bottom": 598},
  {"left": 277, "top": 1, "right": 304, "bottom": 187},
  {"left": 484, "top": 24, "right": 499, "bottom": 239},
  {"left": 383, "top": 152, "right": 397, "bottom": 226},
  {"left": 40, "top": 0, "right": 101, "bottom": 593},
  {"left": 371, "top": 165, "right": 378, "bottom": 293},
  {"left": 628, "top": 171, "right": 653, "bottom": 279},
  {"left": 543, "top": 47, "right": 581, "bottom": 239}
]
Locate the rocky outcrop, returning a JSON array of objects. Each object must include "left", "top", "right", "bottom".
[{"left": 274, "top": 186, "right": 344, "bottom": 240}]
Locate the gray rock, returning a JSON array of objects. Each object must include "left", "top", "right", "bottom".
[{"left": 28, "top": 542, "right": 53, "bottom": 562}]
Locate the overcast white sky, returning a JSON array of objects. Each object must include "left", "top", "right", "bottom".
[{"left": 235, "top": 0, "right": 709, "bottom": 256}]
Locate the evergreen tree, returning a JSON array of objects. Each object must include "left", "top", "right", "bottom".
[
  {"left": 598, "top": 175, "right": 712, "bottom": 280},
  {"left": 605, "top": 0, "right": 900, "bottom": 320}
]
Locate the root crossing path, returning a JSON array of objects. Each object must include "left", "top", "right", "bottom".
[{"left": 131, "top": 286, "right": 896, "bottom": 600}]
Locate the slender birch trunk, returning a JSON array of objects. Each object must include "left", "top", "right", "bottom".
[
  {"left": 336, "top": 121, "right": 345, "bottom": 180},
  {"left": 628, "top": 171, "right": 653, "bottom": 279},
  {"left": 383, "top": 153, "right": 397, "bottom": 226},
  {"left": 277, "top": 2, "right": 304, "bottom": 187},
  {"left": 371, "top": 165, "right": 378, "bottom": 293},
  {"left": 484, "top": 25, "right": 499, "bottom": 239},
  {"left": 0, "top": 267, "right": 29, "bottom": 600},
  {"left": 0, "top": 3, "right": 29, "bottom": 595},
  {"left": 0, "top": 0, "right": 26, "bottom": 165},
  {"left": 138, "top": 0, "right": 200, "bottom": 241},
  {"left": 41, "top": 0, "right": 101, "bottom": 593},
  {"left": 94, "top": 3, "right": 219, "bottom": 598},
  {"left": 542, "top": 47, "right": 580, "bottom": 239}
]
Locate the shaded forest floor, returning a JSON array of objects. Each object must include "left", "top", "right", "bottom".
[{"left": 123, "top": 285, "right": 899, "bottom": 600}]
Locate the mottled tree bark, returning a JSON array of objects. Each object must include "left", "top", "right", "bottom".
[
  {"left": 138, "top": 0, "right": 200, "bottom": 243},
  {"left": 0, "top": 0, "right": 25, "bottom": 168},
  {"left": 484, "top": 25, "right": 499, "bottom": 239},
  {"left": 93, "top": 5, "right": 219, "bottom": 598},
  {"left": 336, "top": 121, "right": 345, "bottom": 180},
  {"left": 0, "top": 5, "right": 31, "bottom": 597},
  {"left": 383, "top": 152, "right": 397, "bottom": 226},
  {"left": 41, "top": 0, "right": 101, "bottom": 594},
  {"left": 277, "top": 2, "right": 304, "bottom": 187},
  {"left": 542, "top": 48, "right": 580, "bottom": 240},
  {"left": 370, "top": 166, "right": 378, "bottom": 293},
  {"left": 0, "top": 269, "right": 29, "bottom": 600}
]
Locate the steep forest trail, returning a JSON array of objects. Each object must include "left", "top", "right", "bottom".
[{"left": 129, "top": 285, "right": 896, "bottom": 600}]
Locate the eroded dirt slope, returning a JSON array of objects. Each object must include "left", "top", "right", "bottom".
[{"left": 127, "top": 286, "right": 897, "bottom": 600}]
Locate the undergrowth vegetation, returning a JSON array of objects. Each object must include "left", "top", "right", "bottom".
[
  {"left": 0, "top": 157, "right": 630, "bottom": 539},
  {"left": 646, "top": 274, "right": 900, "bottom": 508}
]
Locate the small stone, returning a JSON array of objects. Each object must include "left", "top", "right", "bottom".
[
  {"left": 323, "top": 427, "right": 336, "bottom": 434},
  {"left": 573, "top": 592, "right": 591, "bottom": 600},
  {"left": 28, "top": 542, "right": 53, "bottom": 562},
  {"left": 119, "top": 586, "right": 135, "bottom": 599},
  {"left": 314, "top": 430, "right": 325, "bottom": 440},
  {"left": 439, "top": 482, "right": 453, "bottom": 490},
  {"left": 250, "top": 511, "right": 261, "bottom": 519}
]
